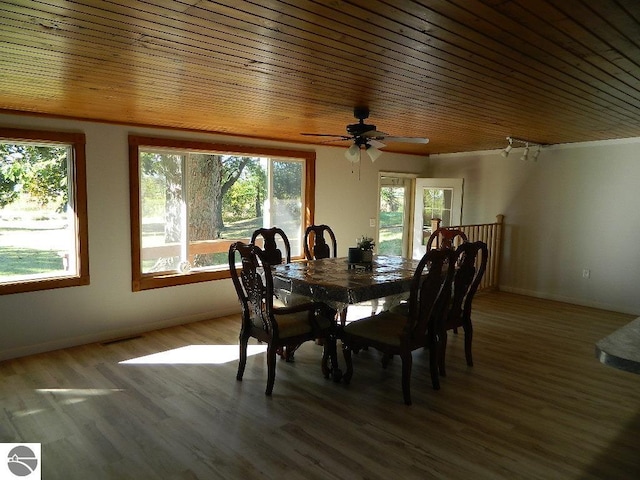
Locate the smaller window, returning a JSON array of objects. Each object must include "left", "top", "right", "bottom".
[
  {"left": 0, "top": 128, "right": 89, "bottom": 295},
  {"left": 423, "top": 188, "right": 453, "bottom": 229}
]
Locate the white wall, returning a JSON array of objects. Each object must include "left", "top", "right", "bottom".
[
  {"left": 6, "top": 111, "right": 637, "bottom": 360},
  {"left": 428, "top": 138, "right": 640, "bottom": 315},
  {"left": 0, "top": 113, "right": 427, "bottom": 360}
]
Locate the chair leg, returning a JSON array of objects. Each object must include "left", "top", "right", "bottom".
[
  {"left": 284, "top": 344, "right": 300, "bottom": 362},
  {"left": 339, "top": 308, "right": 347, "bottom": 326},
  {"left": 329, "top": 334, "right": 342, "bottom": 382},
  {"left": 400, "top": 352, "right": 413, "bottom": 406},
  {"left": 321, "top": 339, "right": 330, "bottom": 378},
  {"left": 237, "top": 333, "right": 249, "bottom": 381},
  {"left": 463, "top": 321, "right": 473, "bottom": 367},
  {"left": 321, "top": 334, "right": 342, "bottom": 381},
  {"left": 429, "top": 340, "right": 441, "bottom": 390},
  {"left": 342, "top": 344, "right": 354, "bottom": 384},
  {"left": 265, "top": 345, "right": 277, "bottom": 396},
  {"left": 438, "top": 330, "right": 448, "bottom": 377}
]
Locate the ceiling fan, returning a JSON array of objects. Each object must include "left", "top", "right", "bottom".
[{"left": 301, "top": 107, "right": 429, "bottom": 162}]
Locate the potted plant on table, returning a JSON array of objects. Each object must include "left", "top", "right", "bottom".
[{"left": 357, "top": 236, "right": 375, "bottom": 263}]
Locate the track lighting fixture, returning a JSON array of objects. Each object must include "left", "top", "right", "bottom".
[
  {"left": 501, "top": 138, "right": 513, "bottom": 157},
  {"left": 502, "top": 136, "right": 544, "bottom": 162}
]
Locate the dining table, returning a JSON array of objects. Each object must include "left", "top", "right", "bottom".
[
  {"left": 272, "top": 255, "right": 423, "bottom": 381},
  {"left": 272, "top": 255, "right": 423, "bottom": 312}
]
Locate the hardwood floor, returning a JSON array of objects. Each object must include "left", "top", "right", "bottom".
[{"left": 1, "top": 291, "right": 638, "bottom": 479}]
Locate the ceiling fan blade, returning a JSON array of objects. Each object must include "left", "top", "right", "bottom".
[
  {"left": 360, "top": 130, "right": 388, "bottom": 139},
  {"left": 300, "top": 133, "right": 351, "bottom": 139},
  {"left": 380, "top": 136, "right": 430, "bottom": 144},
  {"left": 368, "top": 138, "right": 386, "bottom": 149}
]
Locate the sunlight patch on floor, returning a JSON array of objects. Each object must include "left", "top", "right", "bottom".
[
  {"left": 13, "top": 408, "right": 46, "bottom": 418},
  {"left": 35, "top": 388, "right": 126, "bottom": 406},
  {"left": 36, "top": 388, "right": 125, "bottom": 395},
  {"left": 344, "top": 296, "right": 405, "bottom": 322},
  {"left": 119, "top": 344, "right": 267, "bottom": 365}
]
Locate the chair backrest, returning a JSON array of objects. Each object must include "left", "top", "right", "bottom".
[
  {"left": 426, "top": 227, "right": 468, "bottom": 251},
  {"left": 447, "top": 241, "right": 488, "bottom": 328},
  {"left": 304, "top": 224, "right": 337, "bottom": 260},
  {"left": 250, "top": 227, "right": 291, "bottom": 265},
  {"left": 228, "top": 241, "right": 275, "bottom": 334},
  {"left": 404, "top": 249, "right": 455, "bottom": 344}
]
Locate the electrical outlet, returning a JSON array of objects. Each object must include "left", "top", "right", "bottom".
[
  {"left": 369, "top": 218, "right": 376, "bottom": 227},
  {"left": 582, "top": 269, "right": 590, "bottom": 279}
]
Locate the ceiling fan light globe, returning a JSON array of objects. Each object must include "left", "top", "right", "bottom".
[
  {"left": 345, "top": 143, "right": 361, "bottom": 163},
  {"left": 366, "top": 146, "right": 383, "bottom": 162}
]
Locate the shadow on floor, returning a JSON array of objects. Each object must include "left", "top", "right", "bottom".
[{"left": 580, "top": 409, "right": 640, "bottom": 479}]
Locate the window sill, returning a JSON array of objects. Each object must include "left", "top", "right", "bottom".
[{"left": 133, "top": 269, "right": 231, "bottom": 292}]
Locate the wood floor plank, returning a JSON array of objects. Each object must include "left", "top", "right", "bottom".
[{"left": 0, "top": 292, "right": 638, "bottom": 479}]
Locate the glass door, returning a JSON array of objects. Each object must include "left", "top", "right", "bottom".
[
  {"left": 412, "top": 178, "right": 463, "bottom": 259},
  {"left": 377, "top": 174, "right": 415, "bottom": 257}
]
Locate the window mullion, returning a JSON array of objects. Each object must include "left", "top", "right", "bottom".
[
  {"left": 66, "top": 146, "right": 78, "bottom": 274},
  {"left": 267, "top": 158, "right": 274, "bottom": 228},
  {"left": 181, "top": 154, "right": 189, "bottom": 267}
]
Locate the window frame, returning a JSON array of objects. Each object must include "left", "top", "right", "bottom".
[
  {"left": 0, "top": 128, "right": 89, "bottom": 295},
  {"left": 129, "top": 135, "right": 315, "bottom": 291}
]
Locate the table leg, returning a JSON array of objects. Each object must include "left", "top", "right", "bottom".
[{"left": 321, "top": 333, "right": 342, "bottom": 382}]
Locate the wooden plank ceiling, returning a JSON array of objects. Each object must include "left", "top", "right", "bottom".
[{"left": 1, "top": 0, "right": 639, "bottom": 155}]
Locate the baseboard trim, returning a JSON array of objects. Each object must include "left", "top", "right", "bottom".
[
  {"left": 0, "top": 306, "right": 240, "bottom": 362},
  {"left": 498, "top": 285, "right": 639, "bottom": 316}
]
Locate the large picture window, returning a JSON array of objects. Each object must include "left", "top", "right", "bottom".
[
  {"left": 129, "top": 136, "right": 315, "bottom": 291},
  {"left": 0, "top": 128, "right": 89, "bottom": 295}
]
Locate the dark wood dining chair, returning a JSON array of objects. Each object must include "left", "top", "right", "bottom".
[
  {"left": 250, "top": 226, "right": 299, "bottom": 309},
  {"left": 302, "top": 223, "right": 351, "bottom": 325},
  {"left": 438, "top": 241, "right": 488, "bottom": 377},
  {"left": 250, "top": 227, "right": 291, "bottom": 265},
  {"left": 426, "top": 227, "right": 467, "bottom": 251},
  {"left": 424, "top": 226, "right": 468, "bottom": 334},
  {"left": 304, "top": 224, "right": 337, "bottom": 260},
  {"left": 340, "top": 249, "right": 455, "bottom": 405},
  {"left": 229, "top": 241, "right": 337, "bottom": 395},
  {"left": 388, "top": 227, "right": 466, "bottom": 319}
]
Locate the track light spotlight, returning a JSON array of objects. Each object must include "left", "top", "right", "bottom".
[
  {"left": 532, "top": 146, "right": 541, "bottom": 162},
  {"left": 501, "top": 143, "right": 513, "bottom": 158},
  {"left": 502, "top": 136, "right": 545, "bottom": 162}
]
